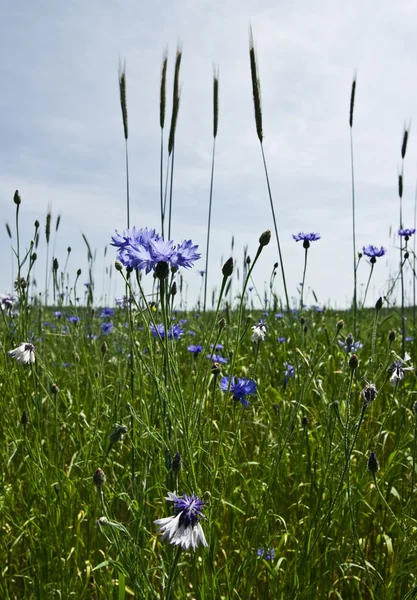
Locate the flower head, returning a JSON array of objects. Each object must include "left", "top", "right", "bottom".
[
  {"left": 101, "top": 308, "right": 115, "bottom": 317},
  {"left": 251, "top": 320, "right": 267, "bottom": 343},
  {"left": 9, "top": 343, "right": 35, "bottom": 365},
  {"left": 362, "top": 245, "right": 387, "bottom": 263},
  {"left": 257, "top": 547, "right": 275, "bottom": 561},
  {"left": 0, "top": 294, "right": 15, "bottom": 312},
  {"left": 188, "top": 344, "right": 203, "bottom": 354},
  {"left": 207, "top": 354, "right": 228, "bottom": 364},
  {"left": 399, "top": 228, "right": 415, "bottom": 240},
  {"left": 361, "top": 383, "right": 378, "bottom": 406},
  {"left": 101, "top": 322, "right": 113, "bottom": 335},
  {"left": 150, "top": 323, "right": 184, "bottom": 340},
  {"left": 219, "top": 376, "right": 257, "bottom": 406},
  {"left": 293, "top": 232, "right": 320, "bottom": 249},
  {"left": 338, "top": 333, "right": 363, "bottom": 353},
  {"left": 111, "top": 227, "right": 200, "bottom": 274},
  {"left": 389, "top": 353, "right": 413, "bottom": 385},
  {"left": 154, "top": 492, "right": 207, "bottom": 551}
]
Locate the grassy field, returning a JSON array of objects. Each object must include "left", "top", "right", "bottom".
[{"left": 2, "top": 39, "right": 417, "bottom": 600}]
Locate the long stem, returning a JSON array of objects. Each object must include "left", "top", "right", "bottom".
[
  {"left": 160, "top": 130, "right": 164, "bottom": 237},
  {"left": 350, "top": 127, "right": 357, "bottom": 339},
  {"left": 300, "top": 247, "right": 308, "bottom": 311},
  {"left": 260, "top": 143, "right": 290, "bottom": 314},
  {"left": 125, "top": 139, "right": 130, "bottom": 229},
  {"left": 203, "top": 138, "right": 216, "bottom": 313},
  {"left": 167, "top": 146, "right": 175, "bottom": 240},
  {"left": 362, "top": 262, "right": 374, "bottom": 309},
  {"left": 165, "top": 546, "right": 182, "bottom": 600}
]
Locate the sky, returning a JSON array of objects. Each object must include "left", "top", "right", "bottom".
[{"left": 1, "top": 0, "right": 417, "bottom": 310}]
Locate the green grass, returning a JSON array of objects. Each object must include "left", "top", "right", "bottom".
[{"left": 1, "top": 270, "right": 417, "bottom": 598}]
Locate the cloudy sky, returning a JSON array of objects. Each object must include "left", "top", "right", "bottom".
[{"left": 1, "top": 0, "right": 417, "bottom": 309}]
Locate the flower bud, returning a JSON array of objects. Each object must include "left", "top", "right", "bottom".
[
  {"left": 222, "top": 257, "right": 234, "bottom": 278},
  {"left": 389, "top": 330, "right": 396, "bottom": 343},
  {"left": 367, "top": 452, "right": 379, "bottom": 474},
  {"left": 21, "top": 410, "right": 29, "bottom": 427},
  {"left": 259, "top": 230, "right": 271, "bottom": 247},
  {"left": 349, "top": 354, "right": 359, "bottom": 370},
  {"left": 336, "top": 320, "right": 344, "bottom": 332},
  {"left": 375, "top": 297, "right": 383, "bottom": 311},
  {"left": 211, "top": 362, "right": 221, "bottom": 376},
  {"left": 77, "top": 268, "right": 82, "bottom": 277},
  {"left": 13, "top": 190, "right": 21, "bottom": 205},
  {"left": 170, "top": 281, "right": 177, "bottom": 296},
  {"left": 172, "top": 452, "right": 182, "bottom": 472},
  {"left": 101, "top": 342, "right": 108, "bottom": 355},
  {"left": 115, "top": 261, "right": 123, "bottom": 272},
  {"left": 155, "top": 260, "right": 169, "bottom": 280},
  {"left": 93, "top": 468, "right": 106, "bottom": 488},
  {"left": 51, "top": 383, "right": 59, "bottom": 395},
  {"left": 218, "top": 317, "right": 226, "bottom": 330}
]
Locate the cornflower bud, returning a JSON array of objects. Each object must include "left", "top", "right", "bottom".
[
  {"left": 93, "top": 468, "right": 106, "bottom": 488},
  {"left": 349, "top": 354, "right": 359, "bottom": 370},
  {"left": 367, "top": 452, "right": 379, "bottom": 474},
  {"left": 259, "top": 230, "right": 271, "bottom": 247},
  {"left": 222, "top": 257, "right": 234, "bottom": 278},
  {"left": 172, "top": 452, "right": 182, "bottom": 472}
]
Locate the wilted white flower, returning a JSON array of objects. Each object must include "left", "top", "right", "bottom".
[
  {"left": 9, "top": 343, "right": 35, "bottom": 365},
  {"left": 154, "top": 491, "right": 208, "bottom": 551},
  {"left": 251, "top": 320, "right": 266, "bottom": 343},
  {"left": 0, "top": 294, "right": 15, "bottom": 312},
  {"left": 389, "top": 352, "right": 413, "bottom": 385}
]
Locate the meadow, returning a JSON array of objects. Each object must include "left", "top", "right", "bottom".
[{"left": 1, "top": 36, "right": 417, "bottom": 600}]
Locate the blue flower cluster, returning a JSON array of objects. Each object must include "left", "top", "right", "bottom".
[
  {"left": 111, "top": 227, "right": 201, "bottom": 274},
  {"left": 150, "top": 323, "right": 184, "bottom": 340}
]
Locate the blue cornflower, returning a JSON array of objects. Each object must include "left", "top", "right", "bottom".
[
  {"left": 210, "top": 343, "right": 224, "bottom": 350},
  {"left": 278, "top": 337, "right": 286, "bottom": 343},
  {"left": 54, "top": 311, "right": 62, "bottom": 318},
  {"left": 101, "top": 322, "right": 113, "bottom": 335},
  {"left": 67, "top": 316, "right": 80, "bottom": 323},
  {"left": 179, "top": 319, "right": 188, "bottom": 325},
  {"left": 111, "top": 227, "right": 200, "bottom": 274},
  {"left": 101, "top": 308, "right": 115, "bottom": 317},
  {"left": 293, "top": 232, "right": 321, "bottom": 249},
  {"left": 219, "top": 376, "right": 257, "bottom": 406},
  {"left": 208, "top": 354, "right": 228, "bottom": 364},
  {"left": 257, "top": 548, "right": 275, "bottom": 561},
  {"left": 275, "top": 312, "right": 284, "bottom": 319},
  {"left": 338, "top": 334, "right": 362, "bottom": 353},
  {"left": 284, "top": 363, "right": 295, "bottom": 378},
  {"left": 150, "top": 323, "right": 184, "bottom": 340},
  {"left": 406, "top": 336, "right": 414, "bottom": 342},
  {"left": 399, "top": 228, "right": 416, "bottom": 240},
  {"left": 362, "top": 245, "right": 387, "bottom": 263},
  {"left": 188, "top": 344, "right": 203, "bottom": 354},
  {"left": 154, "top": 492, "right": 207, "bottom": 551},
  {"left": 115, "top": 295, "right": 127, "bottom": 308}
]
